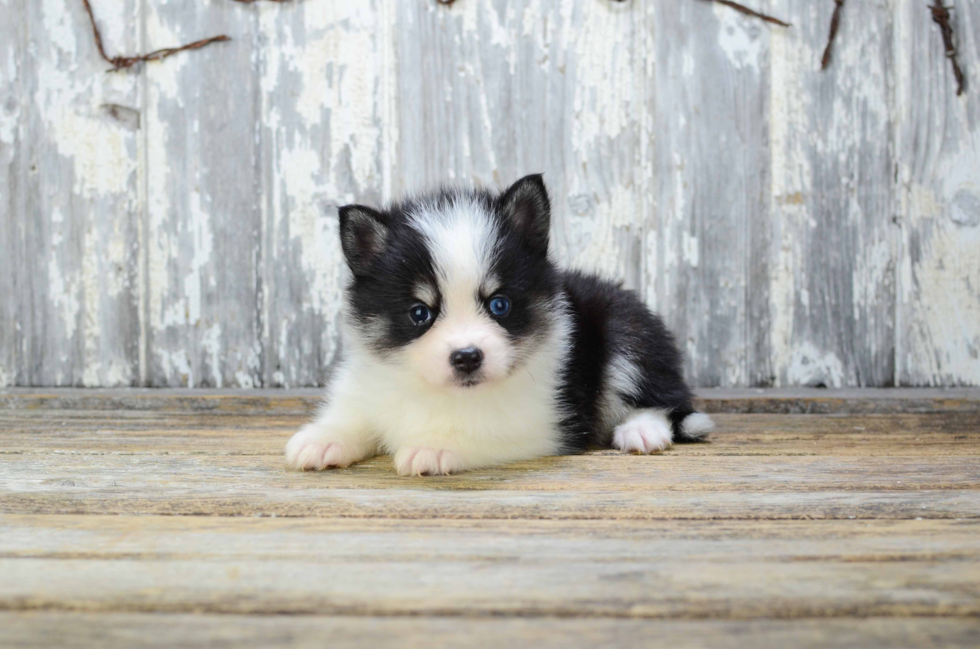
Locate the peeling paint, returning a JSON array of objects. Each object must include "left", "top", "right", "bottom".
[
  {"left": 713, "top": 4, "right": 764, "bottom": 71},
  {"left": 3, "top": 0, "right": 978, "bottom": 388}
]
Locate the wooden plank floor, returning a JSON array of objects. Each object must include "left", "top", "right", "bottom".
[{"left": 1, "top": 390, "right": 979, "bottom": 648}]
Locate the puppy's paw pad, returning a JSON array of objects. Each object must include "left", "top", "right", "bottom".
[
  {"left": 285, "top": 427, "right": 358, "bottom": 471},
  {"left": 613, "top": 416, "right": 673, "bottom": 454},
  {"left": 394, "top": 447, "right": 462, "bottom": 476}
]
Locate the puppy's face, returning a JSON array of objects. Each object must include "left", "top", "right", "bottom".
[{"left": 340, "top": 175, "right": 559, "bottom": 390}]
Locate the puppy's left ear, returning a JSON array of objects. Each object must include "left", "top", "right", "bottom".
[
  {"left": 498, "top": 174, "right": 551, "bottom": 255},
  {"left": 339, "top": 204, "right": 389, "bottom": 276}
]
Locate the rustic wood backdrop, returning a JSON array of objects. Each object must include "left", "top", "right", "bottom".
[{"left": 1, "top": 0, "right": 978, "bottom": 388}]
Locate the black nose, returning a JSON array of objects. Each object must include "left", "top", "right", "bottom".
[{"left": 450, "top": 347, "right": 483, "bottom": 374}]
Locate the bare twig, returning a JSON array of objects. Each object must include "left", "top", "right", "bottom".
[
  {"left": 821, "top": 0, "right": 844, "bottom": 70},
  {"left": 703, "top": 0, "right": 791, "bottom": 28},
  {"left": 82, "top": 0, "right": 230, "bottom": 72},
  {"left": 434, "top": 0, "right": 458, "bottom": 5},
  {"left": 929, "top": 2, "right": 966, "bottom": 95}
]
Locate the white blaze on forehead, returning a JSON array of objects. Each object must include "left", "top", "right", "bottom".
[
  {"left": 403, "top": 197, "right": 514, "bottom": 387},
  {"left": 408, "top": 197, "right": 499, "bottom": 311}
]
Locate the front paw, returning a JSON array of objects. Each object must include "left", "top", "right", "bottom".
[
  {"left": 285, "top": 425, "right": 363, "bottom": 471},
  {"left": 394, "top": 447, "right": 463, "bottom": 476}
]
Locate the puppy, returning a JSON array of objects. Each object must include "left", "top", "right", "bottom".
[{"left": 286, "top": 175, "right": 713, "bottom": 476}]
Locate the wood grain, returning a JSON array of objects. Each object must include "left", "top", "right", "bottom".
[
  {"left": 11, "top": 0, "right": 142, "bottom": 387},
  {"left": 3, "top": 414, "right": 979, "bottom": 519},
  {"left": 257, "top": 0, "right": 387, "bottom": 389},
  {"left": 2, "top": 400, "right": 979, "bottom": 644},
  {"left": 896, "top": 0, "right": 980, "bottom": 386},
  {"left": 3, "top": 613, "right": 978, "bottom": 649},
  {"left": 4, "top": 412, "right": 979, "bottom": 456},
  {"left": 3, "top": 513, "right": 980, "bottom": 618},
  {"left": 768, "top": 0, "right": 896, "bottom": 388},
  {"left": 647, "top": 0, "right": 772, "bottom": 387},
  {"left": 142, "top": 0, "right": 262, "bottom": 389},
  {"left": 0, "top": 2, "right": 24, "bottom": 391}
]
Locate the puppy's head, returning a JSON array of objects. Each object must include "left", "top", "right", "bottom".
[{"left": 340, "top": 174, "right": 560, "bottom": 389}]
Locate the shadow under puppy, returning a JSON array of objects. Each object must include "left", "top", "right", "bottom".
[{"left": 286, "top": 174, "right": 713, "bottom": 476}]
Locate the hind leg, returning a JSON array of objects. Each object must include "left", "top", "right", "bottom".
[{"left": 612, "top": 409, "right": 674, "bottom": 454}]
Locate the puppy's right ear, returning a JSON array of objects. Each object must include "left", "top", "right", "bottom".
[{"left": 339, "top": 205, "right": 388, "bottom": 276}]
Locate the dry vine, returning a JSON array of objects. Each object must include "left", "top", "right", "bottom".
[
  {"left": 82, "top": 0, "right": 293, "bottom": 72},
  {"left": 700, "top": 0, "right": 790, "bottom": 27},
  {"left": 82, "top": 0, "right": 229, "bottom": 71},
  {"left": 929, "top": 2, "right": 967, "bottom": 95},
  {"left": 821, "top": 0, "right": 844, "bottom": 70},
  {"left": 82, "top": 0, "right": 967, "bottom": 97}
]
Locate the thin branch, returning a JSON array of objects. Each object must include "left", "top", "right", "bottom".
[
  {"left": 821, "top": 0, "right": 844, "bottom": 70},
  {"left": 704, "top": 0, "right": 791, "bottom": 28},
  {"left": 434, "top": 0, "right": 458, "bottom": 5},
  {"left": 929, "top": 2, "right": 966, "bottom": 96},
  {"left": 82, "top": 0, "right": 230, "bottom": 72}
]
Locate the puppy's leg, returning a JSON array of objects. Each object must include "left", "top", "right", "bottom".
[
  {"left": 612, "top": 409, "right": 675, "bottom": 454},
  {"left": 285, "top": 403, "right": 378, "bottom": 471}
]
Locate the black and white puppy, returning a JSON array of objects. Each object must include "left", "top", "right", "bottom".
[{"left": 286, "top": 175, "right": 713, "bottom": 476}]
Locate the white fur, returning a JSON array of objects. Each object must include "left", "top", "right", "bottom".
[
  {"left": 612, "top": 409, "right": 673, "bottom": 454},
  {"left": 681, "top": 412, "right": 715, "bottom": 438},
  {"left": 287, "top": 310, "right": 572, "bottom": 475},
  {"left": 595, "top": 354, "right": 644, "bottom": 441}
]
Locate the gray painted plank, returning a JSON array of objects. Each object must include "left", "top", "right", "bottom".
[
  {"left": 257, "top": 1, "right": 387, "bottom": 388},
  {"left": 896, "top": 0, "right": 980, "bottom": 386},
  {"left": 13, "top": 0, "right": 142, "bottom": 387},
  {"left": 142, "top": 0, "right": 261, "bottom": 387},
  {"left": 647, "top": 0, "right": 773, "bottom": 387},
  {"left": 767, "top": 0, "right": 896, "bottom": 387},
  {"left": 393, "top": 0, "right": 647, "bottom": 289},
  {"left": 0, "top": 0, "right": 26, "bottom": 388}
]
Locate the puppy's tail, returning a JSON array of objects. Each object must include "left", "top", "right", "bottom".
[{"left": 670, "top": 410, "right": 715, "bottom": 443}]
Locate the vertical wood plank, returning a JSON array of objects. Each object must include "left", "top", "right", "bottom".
[
  {"left": 0, "top": 0, "right": 25, "bottom": 387},
  {"left": 143, "top": 0, "right": 262, "bottom": 387},
  {"left": 645, "top": 1, "right": 772, "bottom": 387},
  {"left": 13, "top": 0, "right": 141, "bottom": 386},
  {"left": 767, "top": 0, "right": 896, "bottom": 387},
  {"left": 393, "top": 0, "right": 647, "bottom": 289},
  {"left": 896, "top": 0, "right": 980, "bottom": 386},
  {"left": 256, "top": 1, "right": 388, "bottom": 388}
]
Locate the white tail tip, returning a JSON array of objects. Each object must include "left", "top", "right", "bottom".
[{"left": 682, "top": 412, "right": 715, "bottom": 438}]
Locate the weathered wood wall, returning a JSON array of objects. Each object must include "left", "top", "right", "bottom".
[{"left": 1, "top": 0, "right": 978, "bottom": 388}]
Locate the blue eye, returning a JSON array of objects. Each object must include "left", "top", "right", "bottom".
[
  {"left": 488, "top": 296, "right": 511, "bottom": 317},
  {"left": 409, "top": 304, "right": 433, "bottom": 325}
]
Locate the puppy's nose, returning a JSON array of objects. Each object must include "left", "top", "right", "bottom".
[{"left": 450, "top": 347, "right": 483, "bottom": 374}]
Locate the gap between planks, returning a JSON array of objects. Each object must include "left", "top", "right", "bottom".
[{"left": 2, "top": 388, "right": 980, "bottom": 415}]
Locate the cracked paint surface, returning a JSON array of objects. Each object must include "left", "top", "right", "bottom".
[{"left": 0, "top": 0, "right": 977, "bottom": 387}]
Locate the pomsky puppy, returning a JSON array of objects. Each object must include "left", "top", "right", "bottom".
[{"left": 286, "top": 175, "right": 713, "bottom": 476}]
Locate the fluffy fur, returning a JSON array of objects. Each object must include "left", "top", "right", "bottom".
[{"left": 286, "top": 175, "right": 713, "bottom": 476}]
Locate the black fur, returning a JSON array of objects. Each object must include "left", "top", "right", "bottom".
[{"left": 558, "top": 271, "right": 699, "bottom": 451}]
